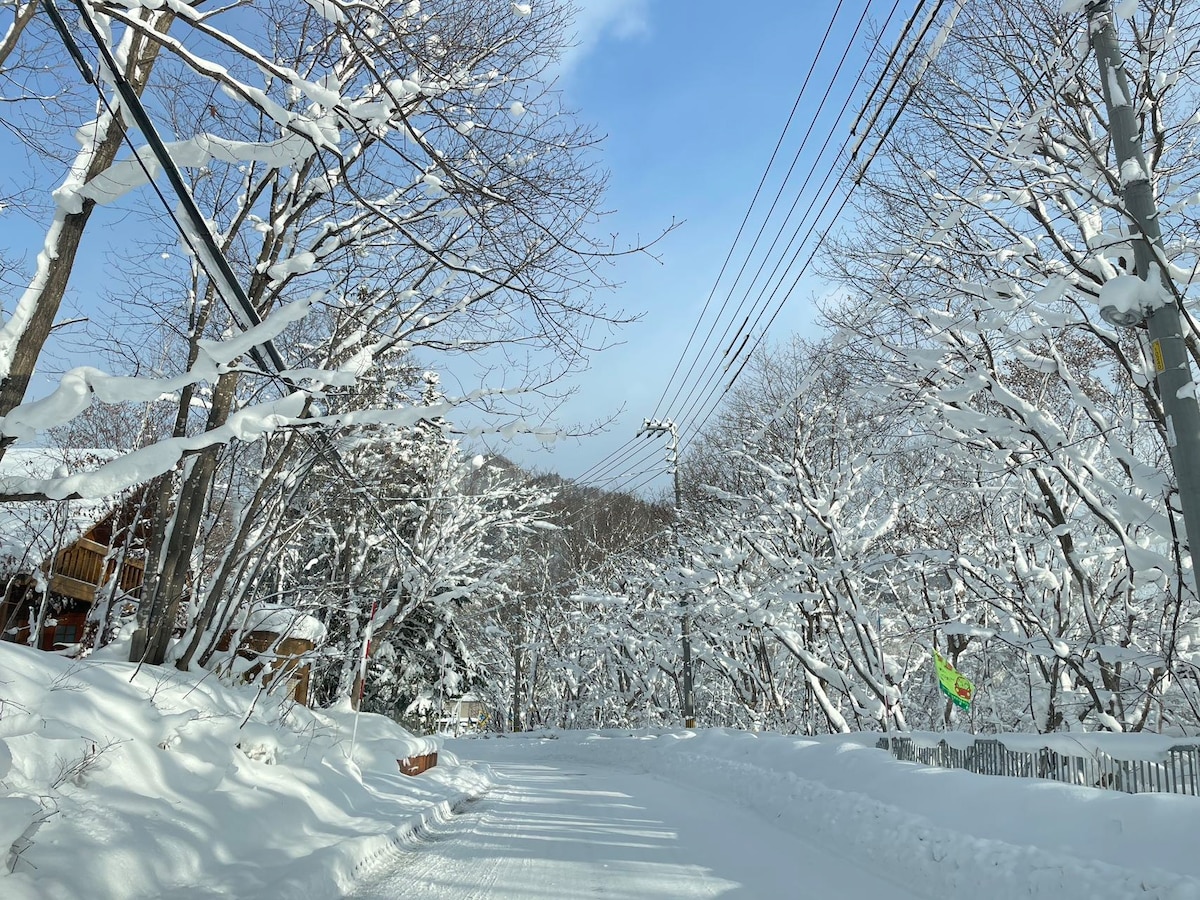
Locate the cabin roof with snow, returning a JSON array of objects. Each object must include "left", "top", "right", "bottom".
[
  {"left": 0, "top": 448, "right": 126, "bottom": 572},
  {"left": 234, "top": 604, "right": 328, "bottom": 645}
]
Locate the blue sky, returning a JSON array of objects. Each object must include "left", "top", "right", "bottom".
[
  {"left": 0, "top": 0, "right": 888, "bottom": 495},
  {"left": 495, "top": 0, "right": 875, "bottom": 492}
]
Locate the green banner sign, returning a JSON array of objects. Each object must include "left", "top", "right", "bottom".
[{"left": 933, "top": 649, "right": 975, "bottom": 711}]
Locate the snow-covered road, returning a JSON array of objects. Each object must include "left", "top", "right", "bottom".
[{"left": 351, "top": 740, "right": 924, "bottom": 899}]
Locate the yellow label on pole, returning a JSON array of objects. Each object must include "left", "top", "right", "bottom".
[
  {"left": 1151, "top": 339, "right": 1166, "bottom": 373},
  {"left": 933, "top": 649, "right": 975, "bottom": 711}
]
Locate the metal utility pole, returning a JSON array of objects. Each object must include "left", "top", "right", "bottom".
[
  {"left": 1087, "top": 2, "right": 1200, "bottom": 578},
  {"left": 639, "top": 419, "right": 696, "bottom": 728}
]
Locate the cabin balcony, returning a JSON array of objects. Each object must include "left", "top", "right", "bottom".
[{"left": 48, "top": 538, "right": 146, "bottom": 602}]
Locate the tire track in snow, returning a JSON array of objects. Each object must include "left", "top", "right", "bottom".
[{"left": 348, "top": 758, "right": 926, "bottom": 899}]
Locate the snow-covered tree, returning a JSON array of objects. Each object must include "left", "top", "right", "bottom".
[
  {"left": 816, "top": 0, "right": 1200, "bottom": 732},
  {"left": 0, "top": 0, "right": 663, "bottom": 670}
]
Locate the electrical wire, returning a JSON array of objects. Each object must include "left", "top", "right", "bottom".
[
  {"left": 657, "top": 0, "right": 956, "bottom": 454},
  {"left": 648, "top": 0, "right": 860, "bottom": 422},
  {"left": 574, "top": 0, "right": 896, "bottom": 495},
  {"left": 562, "top": 0, "right": 968, "bottom": 554},
  {"left": 661, "top": 0, "right": 914, "bottom": 438},
  {"left": 680, "top": 6, "right": 1089, "bottom": 459}
]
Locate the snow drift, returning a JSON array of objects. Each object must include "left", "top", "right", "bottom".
[{"left": 0, "top": 641, "right": 490, "bottom": 899}]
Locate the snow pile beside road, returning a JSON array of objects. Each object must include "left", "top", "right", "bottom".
[
  {"left": 0, "top": 641, "right": 491, "bottom": 900},
  {"left": 472, "top": 729, "right": 1200, "bottom": 899}
]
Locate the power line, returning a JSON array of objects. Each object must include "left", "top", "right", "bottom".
[
  {"left": 570, "top": 436, "right": 645, "bottom": 486},
  {"left": 577, "top": 2, "right": 897, "bottom": 495},
  {"left": 664, "top": 1, "right": 957, "bottom": 449},
  {"left": 662, "top": 0, "right": 912, "bottom": 436},
  {"left": 681, "top": 0, "right": 1085, "bottom": 459},
  {"left": 648, "top": 0, "right": 860, "bottom": 422}
]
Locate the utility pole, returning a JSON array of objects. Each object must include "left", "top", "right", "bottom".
[
  {"left": 1086, "top": 2, "right": 1200, "bottom": 579},
  {"left": 640, "top": 419, "right": 696, "bottom": 728}
]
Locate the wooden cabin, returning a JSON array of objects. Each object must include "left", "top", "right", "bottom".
[
  {"left": 0, "top": 451, "right": 149, "bottom": 653},
  {"left": 215, "top": 606, "right": 326, "bottom": 706}
]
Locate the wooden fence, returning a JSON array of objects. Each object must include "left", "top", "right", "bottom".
[{"left": 877, "top": 734, "right": 1200, "bottom": 795}]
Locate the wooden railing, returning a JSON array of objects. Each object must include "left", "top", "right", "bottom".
[{"left": 48, "top": 539, "right": 145, "bottom": 602}]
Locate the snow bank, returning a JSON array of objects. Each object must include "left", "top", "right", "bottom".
[
  {"left": 0, "top": 642, "right": 491, "bottom": 899},
  {"left": 463, "top": 729, "right": 1200, "bottom": 899}
]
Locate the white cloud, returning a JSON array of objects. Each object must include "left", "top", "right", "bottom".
[{"left": 561, "top": 0, "right": 651, "bottom": 72}]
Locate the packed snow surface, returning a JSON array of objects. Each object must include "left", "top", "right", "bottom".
[
  {"left": 4, "top": 647, "right": 1199, "bottom": 900},
  {"left": 354, "top": 735, "right": 921, "bottom": 899},
  {"left": 389, "top": 730, "right": 1198, "bottom": 900}
]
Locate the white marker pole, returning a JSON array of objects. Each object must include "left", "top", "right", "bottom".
[{"left": 349, "top": 600, "right": 378, "bottom": 763}]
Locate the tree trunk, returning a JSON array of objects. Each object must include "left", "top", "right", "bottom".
[
  {"left": 134, "top": 369, "right": 239, "bottom": 664},
  {"left": 0, "top": 13, "right": 174, "bottom": 432},
  {"left": 512, "top": 640, "right": 523, "bottom": 732}
]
